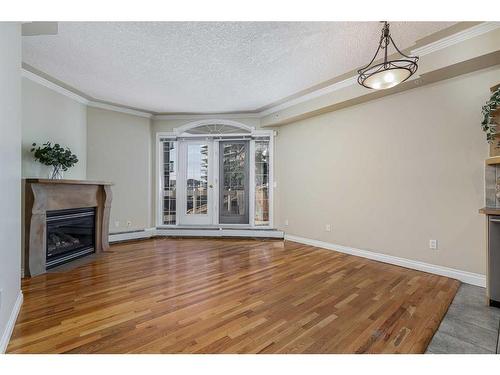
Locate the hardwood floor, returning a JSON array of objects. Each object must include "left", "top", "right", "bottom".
[{"left": 7, "top": 238, "right": 459, "bottom": 354}]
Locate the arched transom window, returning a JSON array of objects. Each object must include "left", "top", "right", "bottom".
[
  {"left": 184, "top": 123, "right": 251, "bottom": 135},
  {"left": 175, "top": 120, "right": 255, "bottom": 136}
]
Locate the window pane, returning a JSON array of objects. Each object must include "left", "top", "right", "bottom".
[
  {"left": 186, "top": 143, "right": 209, "bottom": 215},
  {"left": 255, "top": 141, "right": 270, "bottom": 226},
  {"left": 221, "top": 143, "right": 247, "bottom": 217},
  {"left": 163, "top": 141, "right": 176, "bottom": 225}
]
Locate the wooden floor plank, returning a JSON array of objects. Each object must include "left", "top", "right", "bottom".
[{"left": 7, "top": 238, "right": 459, "bottom": 353}]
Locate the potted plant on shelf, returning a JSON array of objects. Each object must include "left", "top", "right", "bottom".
[
  {"left": 481, "top": 85, "right": 500, "bottom": 152},
  {"left": 30, "top": 142, "right": 79, "bottom": 179}
]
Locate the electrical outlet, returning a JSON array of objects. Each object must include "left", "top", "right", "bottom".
[
  {"left": 284, "top": 219, "right": 289, "bottom": 226},
  {"left": 325, "top": 224, "right": 332, "bottom": 232},
  {"left": 114, "top": 221, "right": 120, "bottom": 228},
  {"left": 126, "top": 220, "right": 132, "bottom": 228},
  {"left": 429, "top": 239, "right": 438, "bottom": 250}
]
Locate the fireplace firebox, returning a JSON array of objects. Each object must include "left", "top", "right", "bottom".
[{"left": 46, "top": 207, "right": 96, "bottom": 268}]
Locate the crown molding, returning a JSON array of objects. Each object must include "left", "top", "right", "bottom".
[
  {"left": 22, "top": 68, "right": 89, "bottom": 105},
  {"left": 87, "top": 101, "right": 153, "bottom": 119},
  {"left": 152, "top": 113, "right": 261, "bottom": 121},
  {"left": 22, "top": 68, "right": 154, "bottom": 118},
  {"left": 21, "top": 22, "right": 498, "bottom": 122},
  {"left": 411, "top": 21, "right": 500, "bottom": 56},
  {"left": 260, "top": 22, "right": 499, "bottom": 118},
  {"left": 259, "top": 76, "right": 358, "bottom": 117}
]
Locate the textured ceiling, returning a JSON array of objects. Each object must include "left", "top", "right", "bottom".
[{"left": 22, "top": 22, "right": 455, "bottom": 113}]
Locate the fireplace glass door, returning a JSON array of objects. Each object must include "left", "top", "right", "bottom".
[{"left": 46, "top": 207, "right": 96, "bottom": 268}]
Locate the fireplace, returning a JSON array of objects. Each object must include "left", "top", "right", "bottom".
[
  {"left": 24, "top": 179, "right": 112, "bottom": 276},
  {"left": 46, "top": 207, "right": 96, "bottom": 268}
]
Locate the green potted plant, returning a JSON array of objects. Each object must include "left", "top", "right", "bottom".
[
  {"left": 30, "top": 142, "right": 79, "bottom": 179},
  {"left": 481, "top": 86, "right": 500, "bottom": 143}
]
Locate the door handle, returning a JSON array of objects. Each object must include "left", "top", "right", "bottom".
[{"left": 209, "top": 184, "right": 214, "bottom": 188}]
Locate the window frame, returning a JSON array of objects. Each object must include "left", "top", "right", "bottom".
[{"left": 155, "top": 121, "right": 274, "bottom": 229}]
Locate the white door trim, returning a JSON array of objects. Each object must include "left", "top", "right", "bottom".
[{"left": 249, "top": 140, "right": 256, "bottom": 227}]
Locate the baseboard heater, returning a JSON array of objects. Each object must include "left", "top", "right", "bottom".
[{"left": 109, "top": 227, "right": 284, "bottom": 243}]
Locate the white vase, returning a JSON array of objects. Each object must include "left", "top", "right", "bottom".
[{"left": 49, "top": 165, "right": 64, "bottom": 179}]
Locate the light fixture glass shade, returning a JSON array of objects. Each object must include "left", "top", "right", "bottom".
[
  {"left": 363, "top": 68, "right": 411, "bottom": 90},
  {"left": 357, "top": 22, "right": 419, "bottom": 90}
]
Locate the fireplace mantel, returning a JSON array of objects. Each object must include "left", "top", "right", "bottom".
[
  {"left": 25, "top": 178, "right": 113, "bottom": 185},
  {"left": 24, "top": 179, "right": 113, "bottom": 276}
]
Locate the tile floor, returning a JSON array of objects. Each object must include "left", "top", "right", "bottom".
[{"left": 427, "top": 284, "right": 500, "bottom": 354}]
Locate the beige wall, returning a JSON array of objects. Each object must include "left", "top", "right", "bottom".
[
  {"left": 0, "top": 23, "right": 21, "bottom": 352},
  {"left": 87, "top": 107, "right": 152, "bottom": 232},
  {"left": 22, "top": 78, "right": 87, "bottom": 179},
  {"left": 276, "top": 66, "right": 499, "bottom": 275}
]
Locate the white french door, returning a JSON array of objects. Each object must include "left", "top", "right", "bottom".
[
  {"left": 157, "top": 122, "right": 273, "bottom": 228},
  {"left": 177, "top": 140, "right": 214, "bottom": 225}
]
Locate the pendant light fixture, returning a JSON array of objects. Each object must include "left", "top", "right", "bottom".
[{"left": 357, "top": 22, "right": 419, "bottom": 90}]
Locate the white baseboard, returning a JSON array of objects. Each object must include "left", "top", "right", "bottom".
[
  {"left": 0, "top": 291, "right": 23, "bottom": 353},
  {"left": 109, "top": 230, "right": 482, "bottom": 286},
  {"left": 109, "top": 227, "right": 156, "bottom": 243},
  {"left": 109, "top": 227, "right": 284, "bottom": 243},
  {"left": 284, "top": 234, "right": 486, "bottom": 287}
]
